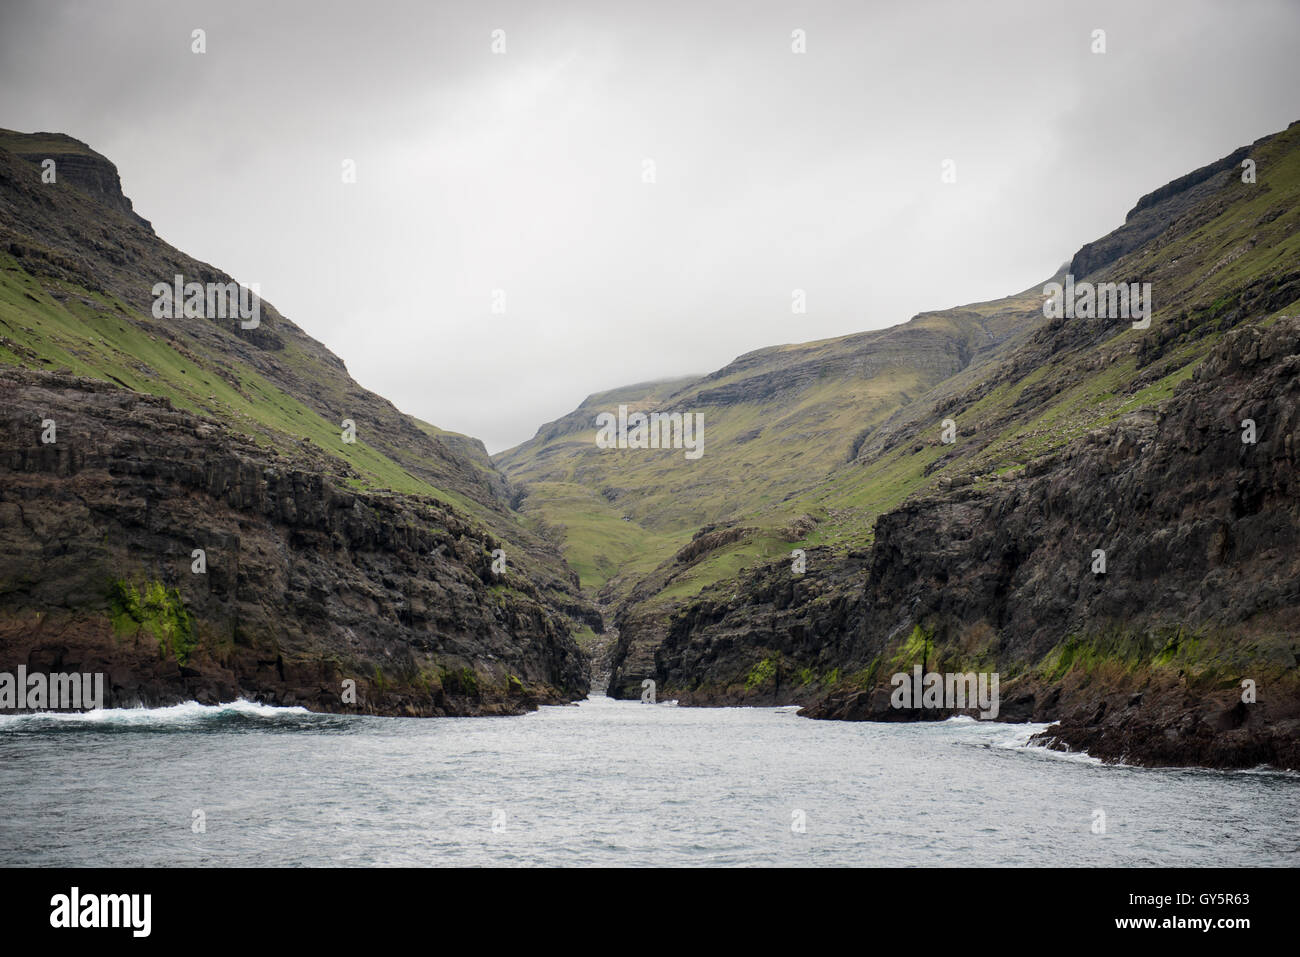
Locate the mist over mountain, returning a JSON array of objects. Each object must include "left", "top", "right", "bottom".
[
  {"left": 3, "top": 118, "right": 1299, "bottom": 766},
  {"left": 0, "top": 128, "right": 595, "bottom": 715},
  {"left": 5, "top": 0, "right": 1299, "bottom": 454},
  {"left": 497, "top": 121, "right": 1300, "bottom": 768}
]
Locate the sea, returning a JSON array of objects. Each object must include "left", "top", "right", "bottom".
[{"left": 1, "top": 695, "right": 1295, "bottom": 866}]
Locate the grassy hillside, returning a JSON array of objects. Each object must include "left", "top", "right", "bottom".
[
  {"left": 790, "top": 118, "right": 1300, "bottom": 550},
  {"left": 497, "top": 293, "right": 1046, "bottom": 599},
  {"left": 497, "top": 121, "right": 1300, "bottom": 705},
  {"left": 0, "top": 129, "right": 590, "bottom": 623},
  {"left": 0, "top": 253, "right": 480, "bottom": 507},
  {"left": 632, "top": 122, "right": 1300, "bottom": 708},
  {"left": 678, "top": 122, "right": 1295, "bottom": 602}
]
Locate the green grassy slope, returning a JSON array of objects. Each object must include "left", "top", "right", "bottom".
[
  {"left": 668, "top": 120, "right": 1300, "bottom": 609},
  {"left": 0, "top": 253, "right": 484, "bottom": 509},
  {"left": 0, "top": 130, "right": 589, "bottom": 621},
  {"left": 497, "top": 297, "right": 1046, "bottom": 599},
  {"left": 497, "top": 121, "right": 1300, "bottom": 643}
]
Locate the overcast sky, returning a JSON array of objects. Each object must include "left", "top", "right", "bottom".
[{"left": 2, "top": 0, "right": 1298, "bottom": 452}]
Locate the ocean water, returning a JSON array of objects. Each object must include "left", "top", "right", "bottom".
[{"left": 1, "top": 696, "right": 1295, "bottom": 867}]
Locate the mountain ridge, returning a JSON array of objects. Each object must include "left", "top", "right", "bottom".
[
  {"left": 3, "top": 120, "right": 1298, "bottom": 766},
  {"left": 499, "top": 121, "right": 1300, "bottom": 767},
  {"left": 0, "top": 128, "right": 597, "bottom": 715}
]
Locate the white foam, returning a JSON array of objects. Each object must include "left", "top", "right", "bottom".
[{"left": 0, "top": 698, "right": 311, "bottom": 728}]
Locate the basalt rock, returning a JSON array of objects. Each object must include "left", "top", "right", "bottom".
[
  {"left": 582, "top": 122, "right": 1300, "bottom": 769},
  {"left": 647, "top": 317, "right": 1300, "bottom": 768},
  {"left": 0, "top": 367, "right": 589, "bottom": 715}
]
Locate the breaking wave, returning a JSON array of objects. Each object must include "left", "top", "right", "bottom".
[{"left": 0, "top": 698, "right": 347, "bottom": 734}]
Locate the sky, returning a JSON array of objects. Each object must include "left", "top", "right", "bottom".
[{"left": 2, "top": 0, "right": 1298, "bottom": 453}]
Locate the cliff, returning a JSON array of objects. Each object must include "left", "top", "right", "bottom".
[
  {"left": 0, "top": 129, "right": 595, "bottom": 715},
  {"left": 504, "top": 120, "right": 1300, "bottom": 768}
]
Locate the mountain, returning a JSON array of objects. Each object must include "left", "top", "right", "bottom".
[
  {"left": 0, "top": 130, "right": 596, "bottom": 714},
  {"left": 498, "top": 121, "right": 1300, "bottom": 768},
  {"left": 498, "top": 290, "right": 1045, "bottom": 599},
  {"left": 5, "top": 120, "right": 1298, "bottom": 767}
]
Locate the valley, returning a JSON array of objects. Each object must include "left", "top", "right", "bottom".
[{"left": 3, "top": 121, "right": 1299, "bottom": 768}]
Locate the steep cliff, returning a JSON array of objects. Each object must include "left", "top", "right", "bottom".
[
  {"left": 0, "top": 130, "right": 595, "bottom": 714},
  {"left": 503, "top": 120, "right": 1300, "bottom": 767},
  {"left": 652, "top": 317, "right": 1300, "bottom": 767}
]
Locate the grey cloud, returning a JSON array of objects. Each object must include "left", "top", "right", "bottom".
[{"left": 2, "top": 0, "right": 1297, "bottom": 451}]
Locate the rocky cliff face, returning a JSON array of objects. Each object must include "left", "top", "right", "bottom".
[
  {"left": 0, "top": 132, "right": 532, "bottom": 519},
  {"left": 573, "top": 123, "right": 1300, "bottom": 769},
  {"left": 0, "top": 130, "right": 153, "bottom": 230},
  {"left": 0, "top": 367, "right": 588, "bottom": 713},
  {"left": 649, "top": 319, "right": 1300, "bottom": 767},
  {"left": 0, "top": 129, "right": 596, "bottom": 715}
]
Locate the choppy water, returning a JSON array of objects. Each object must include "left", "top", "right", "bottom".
[{"left": 1, "top": 696, "right": 1296, "bottom": 866}]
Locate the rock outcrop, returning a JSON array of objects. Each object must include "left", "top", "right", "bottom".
[
  {"left": 0, "top": 367, "right": 588, "bottom": 714},
  {"left": 584, "top": 122, "right": 1300, "bottom": 769},
  {"left": 0, "top": 128, "right": 596, "bottom": 716},
  {"left": 640, "top": 317, "right": 1300, "bottom": 768}
]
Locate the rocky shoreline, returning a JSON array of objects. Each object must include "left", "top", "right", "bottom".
[
  {"left": 803, "top": 669, "right": 1300, "bottom": 771},
  {"left": 602, "top": 319, "right": 1300, "bottom": 770},
  {"left": 0, "top": 367, "right": 589, "bottom": 717}
]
